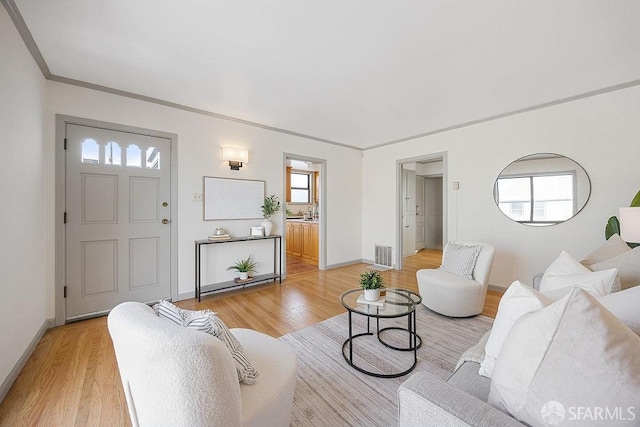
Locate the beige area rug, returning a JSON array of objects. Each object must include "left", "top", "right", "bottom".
[{"left": 279, "top": 305, "right": 493, "bottom": 426}]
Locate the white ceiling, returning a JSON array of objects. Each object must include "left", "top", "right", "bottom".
[{"left": 13, "top": 0, "right": 640, "bottom": 150}]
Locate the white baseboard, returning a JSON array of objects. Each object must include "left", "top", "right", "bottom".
[
  {"left": 0, "top": 318, "right": 55, "bottom": 403},
  {"left": 488, "top": 283, "right": 507, "bottom": 293},
  {"left": 326, "top": 259, "right": 367, "bottom": 269},
  {"left": 177, "top": 291, "right": 195, "bottom": 301}
]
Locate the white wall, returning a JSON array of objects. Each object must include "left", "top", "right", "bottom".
[
  {"left": 363, "top": 85, "right": 640, "bottom": 289},
  {"left": 0, "top": 6, "right": 49, "bottom": 392},
  {"left": 45, "top": 82, "right": 363, "bottom": 308}
]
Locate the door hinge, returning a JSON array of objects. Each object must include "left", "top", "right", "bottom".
[
  {"left": 64, "top": 138, "right": 67, "bottom": 150},
  {"left": 64, "top": 286, "right": 67, "bottom": 298},
  {"left": 64, "top": 212, "right": 67, "bottom": 223}
]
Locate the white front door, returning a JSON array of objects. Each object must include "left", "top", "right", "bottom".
[{"left": 65, "top": 124, "right": 172, "bottom": 320}]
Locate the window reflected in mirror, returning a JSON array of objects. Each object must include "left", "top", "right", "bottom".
[{"left": 494, "top": 153, "right": 590, "bottom": 226}]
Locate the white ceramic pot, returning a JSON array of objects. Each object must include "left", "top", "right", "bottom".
[
  {"left": 239, "top": 272, "right": 249, "bottom": 280},
  {"left": 261, "top": 219, "right": 273, "bottom": 236},
  {"left": 364, "top": 289, "right": 380, "bottom": 301}
]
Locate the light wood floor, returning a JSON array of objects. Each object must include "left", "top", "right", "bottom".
[
  {"left": 285, "top": 253, "right": 319, "bottom": 275},
  {"left": 0, "top": 250, "right": 502, "bottom": 426}
]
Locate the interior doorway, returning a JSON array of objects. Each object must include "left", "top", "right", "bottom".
[
  {"left": 397, "top": 154, "right": 447, "bottom": 270},
  {"left": 283, "top": 155, "right": 326, "bottom": 276}
]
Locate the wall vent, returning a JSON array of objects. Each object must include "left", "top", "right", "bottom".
[{"left": 374, "top": 245, "right": 393, "bottom": 269}]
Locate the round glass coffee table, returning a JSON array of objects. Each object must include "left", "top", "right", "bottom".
[{"left": 340, "top": 288, "right": 422, "bottom": 378}]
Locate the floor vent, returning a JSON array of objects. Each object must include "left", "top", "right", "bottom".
[{"left": 373, "top": 245, "right": 393, "bottom": 270}]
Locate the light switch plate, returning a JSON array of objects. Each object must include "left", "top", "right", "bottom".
[{"left": 453, "top": 182, "right": 460, "bottom": 190}]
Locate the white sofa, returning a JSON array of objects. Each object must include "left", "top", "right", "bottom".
[
  {"left": 398, "top": 332, "right": 523, "bottom": 426},
  {"left": 108, "top": 302, "right": 298, "bottom": 427},
  {"left": 399, "top": 283, "right": 640, "bottom": 426}
]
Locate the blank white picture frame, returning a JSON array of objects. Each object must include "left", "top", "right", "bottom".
[{"left": 203, "top": 177, "right": 265, "bottom": 220}]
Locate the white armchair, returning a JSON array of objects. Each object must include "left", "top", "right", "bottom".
[
  {"left": 107, "top": 302, "right": 298, "bottom": 427},
  {"left": 416, "top": 241, "right": 495, "bottom": 317}
]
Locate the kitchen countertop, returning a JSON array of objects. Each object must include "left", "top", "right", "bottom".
[{"left": 286, "top": 218, "right": 319, "bottom": 224}]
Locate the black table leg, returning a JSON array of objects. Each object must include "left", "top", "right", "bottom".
[
  {"left": 348, "top": 310, "right": 353, "bottom": 362},
  {"left": 195, "top": 243, "right": 201, "bottom": 302}
]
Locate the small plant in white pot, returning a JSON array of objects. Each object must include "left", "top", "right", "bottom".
[
  {"left": 359, "top": 270, "right": 385, "bottom": 301},
  {"left": 226, "top": 255, "right": 259, "bottom": 280}
]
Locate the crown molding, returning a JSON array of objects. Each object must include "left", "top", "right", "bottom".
[
  {"left": 47, "top": 73, "right": 361, "bottom": 151},
  {"left": 1, "top": 0, "right": 51, "bottom": 78},
  {"left": 363, "top": 78, "right": 640, "bottom": 151}
]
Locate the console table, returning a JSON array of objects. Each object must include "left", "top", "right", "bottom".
[{"left": 195, "top": 235, "right": 282, "bottom": 301}]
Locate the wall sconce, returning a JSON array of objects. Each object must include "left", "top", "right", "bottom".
[
  {"left": 619, "top": 207, "right": 640, "bottom": 243},
  {"left": 222, "top": 146, "right": 249, "bottom": 170}
]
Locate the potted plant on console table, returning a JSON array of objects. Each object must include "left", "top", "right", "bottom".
[
  {"left": 226, "top": 255, "right": 259, "bottom": 281},
  {"left": 359, "top": 270, "right": 386, "bottom": 301},
  {"left": 261, "top": 195, "right": 281, "bottom": 236}
]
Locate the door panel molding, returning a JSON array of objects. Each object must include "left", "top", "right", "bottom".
[
  {"left": 129, "top": 237, "right": 160, "bottom": 289},
  {"left": 82, "top": 173, "right": 118, "bottom": 223},
  {"left": 130, "top": 177, "right": 160, "bottom": 222},
  {"left": 81, "top": 239, "right": 118, "bottom": 296},
  {"left": 55, "top": 115, "right": 178, "bottom": 326}
]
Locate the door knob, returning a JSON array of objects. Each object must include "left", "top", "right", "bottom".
[{"left": 162, "top": 219, "right": 170, "bottom": 224}]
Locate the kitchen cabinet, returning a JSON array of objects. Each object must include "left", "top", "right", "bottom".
[
  {"left": 302, "top": 223, "right": 313, "bottom": 260},
  {"left": 310, "top": 223, "right": 319, "bottom": 261},
  {"left": 286, "top": 167, "right": 292, "bottom": 203},
  {"left": 291, "top": 222, "right": 302, "bottom": 256},
  {"left": 313, "top": 171, "right": 319, "bottom": 204},
  {"left": 286, "top": 222, "right": 293, "bottom": 252},
  {"left": 287, "top": 221, "right": 318, "bottom": 263}
]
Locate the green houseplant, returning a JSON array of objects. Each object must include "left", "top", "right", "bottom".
[
  {"left": 359, "top": 270, "right": 386, "bottom": 301},
  {"left": 260, "top": 195, "right": 281, "bottom": 236},
  {"left": 261, "top": 195, "right": 281, "bottom": 219},
  {"left": 605, "top": 190, "right": 640, "bottom": 248},
  {"left": 226, "top": 255, "right": 259, "bottom": 280}
]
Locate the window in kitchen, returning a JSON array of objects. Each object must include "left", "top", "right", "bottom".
[{"left": 291, "top": 172, "right": 311, "bottom": 203}]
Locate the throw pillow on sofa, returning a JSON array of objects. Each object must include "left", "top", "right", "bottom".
[
  {"left": 585, "top": 246, "right": 640, "bottom": 291},
  {"left": 540, "top": 250, "right": 620, "bottom": 294},
  {"left": 479, "top": 281, "right": 552, "bottom": 379},
  {"left": 540, "top": 279, "right": 607, "bottom": 301},
  {"left": 154, "top": 300, "right": 259, "bottom": 384},
  {"left": 488, "top": 289, "right": 640, "bottom": 426},
  {"left": 580, "top": 233, "right": 630, "bottom": 266},
  {"left": 439, "top": 242, "right": 481, "bottom": 279},
  {"left": 599, "top": 284, "right": 640, "bottom": 335},
  {"left": 154, "top": 299, "right": 217, "bottom": 334}
]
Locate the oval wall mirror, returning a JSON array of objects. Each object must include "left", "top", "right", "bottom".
[{"left": 493, "top": 153, "right": 591, "bottom": 226}]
